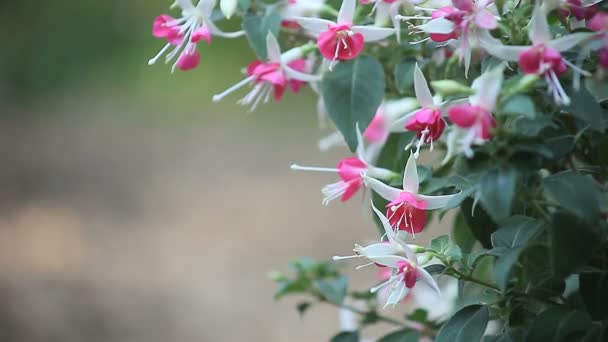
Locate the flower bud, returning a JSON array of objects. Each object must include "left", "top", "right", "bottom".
[{"left": 431, "top": 80, "right": 474, "bottom": 97}]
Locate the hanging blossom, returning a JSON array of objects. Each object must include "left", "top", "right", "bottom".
[
  {"left": 479, "top": 6, "right": 594, "bottom": 105},
  {"left": 294, "top": 0, "right": 396, "bottom": 69},
  {"left": 587, "top": 12, "right": 608, "bottom": 70},
  {"left": 291, "top": 126, "right": 398, "bottom": 205},
  {"left": 397, "top": 0, "right": 499, "bottom": 74},
  {"left": 333, "top": 204, "right": 440, "bottom": 307},
  {"left": 360, "top": 0, "right": 414, "bottom": 43},
  {"left": 443, "top": 64, "right": 503, "bottom": 161},
  {"left": 212, "top": 33, "right": 320, "bottom": 111},
  {"left": 280, "top": 0, "right": 327, "bottom": 29},
  {"left": 149, "top": 0, "right": 245, "bottom": 72},
  {"left": 545, "top": 0, "right": 600, "bottom": 28},
  {"left": 390, "top": 64, "right": 447, "bottom": 158},
  {"left": 363, "top": 152, "right": 460, "bottom": 235}
]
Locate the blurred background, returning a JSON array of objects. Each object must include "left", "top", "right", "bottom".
[{"left": 0, "top": 1, "right": 450, "bottom": 341}]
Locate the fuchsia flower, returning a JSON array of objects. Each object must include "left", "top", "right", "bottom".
[
  {"left": 212, "top": 34, "right": 320, "bottom": 111},
  {"left": 480, "top": 6, "right": 594, "bottom": 105},
  {"left": 398, "top": 0, "right": 498, "bottom": 74},
  {"left": 444, "top": 64, "right": 503, "bottom": 159},
  {"left": 148, "top": 0, "right": 245, "bottom": 72},
  {"left": 294, "top": 0, "right": 395, "bottom": 69},
  {"left": 391, "top": 64, "right": 447, "bottom": 157},
  {"left": 333, "top": 204, "right": 439, "bottom": 307},
  {"left": 360, "top": 0, "right": 413, "bottom": 43},
  {"left": 291, "top": 126, "right": 397, "bottom": 205},
  {"left": 363, "top": 153, "right": 460, "bottom": 235},
  {"left": 587, "top": 12, "right": 608, "bottom": 69},
  {"left": 559, "top": 0, "right": 598, "bottom": 21}
]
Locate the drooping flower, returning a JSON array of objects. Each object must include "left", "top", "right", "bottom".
[
  {"left": 479, "top": 6, "right": 594, "bottom": 105},
  {"left": 291, "top": 126, "right": 397, "bottom": 205},
  {"left": 280, "top": 0, "right": 327, "bottom": 29},
  {"left": 397, "top": 0, "right": 499, "bottom": 74},
  {"left": 295, "top": 0, "right": 395, "bottom": 69},
  {"left": 149, "top": 0, "right": 245, "bottom": 72},
  {"left": 587, "top": 12, "right": 608, "bottom": 70},
  {"left": 443, "top": 64, "right": 503, "bottom": 160},
  {"left": 333, "top": 204, "right": 440, "bottom": 307},
  {"left": 363, "top": 152, "right": 460, "bottom": 235},
  {"left": 212, "top": 33, "right": 320, "bottom": 111},
  {"left": 360, "top": 0, "right": 415, "bottom": 42},
  {"left": 390, "top": 64, "right": 447, "bottom": 157}
]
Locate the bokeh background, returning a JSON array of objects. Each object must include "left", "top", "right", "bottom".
[{"left": 0, "top": 1, "right": 451, "bottom": 341}]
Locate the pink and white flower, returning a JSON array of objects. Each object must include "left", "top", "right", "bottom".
[
  {"left": 363, "top": 152, "right": 461, "bottom": 235},
  {"left": 390, "top": 64, "right": 447, "bottom": 157},
  {"left": 444, "top": 64, "right": 503, "bottom": 160},
  {"left": 587, "top": 12, "right": 608, "bottom": 70},
  {"left": 291, "top": 126, "right": 397, "bottom": 205},
  {"left": 149, "top": 0, "right": 245, "bottom": 72},
  {"left": 333, "top": 204, "right": 440, "bottom": 307},
  {"left": 360, "top": 0, "right": 415, "bottom": 42},
  {"left": 398, "top": 0, "right": 499, "bottom": 74},
  {"left": 212, "top": 33, "right": 320, "bottom": 111},
  {"left": 294, "top": 0, "right": 396, "bottom": 69},
  {"left": 480, "top": 6, "right": 594, "bottom": 105}
]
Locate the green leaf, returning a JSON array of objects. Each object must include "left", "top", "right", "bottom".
[
  {"left": 543, "top": 171, "right": 607, "bottom": 221},
  {"left": 563, "top": 85, "right": 607, "bottom": 132},
  {"left": 378, "top": 329, "right": 422, "bottom": 342},
  {"left": 406, "top": 309, "right": 428, "bottom": 323},
  {"left": 453, "top": 210, "right": 476, "bottom": 253},
  {"left": 493, "top": 246, "right": 524, "bottom": 291},
  {"left": 511, "top": 116, "right": 556, "bottom": 137},
  {"left": 491, "top": 216, "right": 543, "bottom": 249},
  {"left": 430, "top": 235, "right": 449, "bottom": 253},
  {"left": 525, "top": 307, "right": 592, "bottom": 342},
  {"left": 502, "top": 95, "right": 536, "bottom": 118},
  {"left": 321, "top": 55, "right": 386, "bottom": 151},
  {"left": 314, "top": 277, "right": 348, "bottom": 305},
  {"left": 461, "top": 197, "right": 498, "bottom": 249},
  {"left": 479, "top": 167, "right": 517, "bottom": 222},
  {"left": 580, "top": 271, "right": 608, "bottom": 320},
  {"left": 394, "top": 58, "right": 417, "bottom": 94},
  {"left": 550, "top": 211, "right": 601, "bottom": 278},
  {"left": 242, "top": 10, "right": 281, "bottom": 60},
  {"left": 331, "top": 331, "right": 360, "bottom": 342},
  {"left": 585, "top": 76, "right": 608, "bottom": 102},
  {"left": 425, "top": 264, "right": 447, "bottom": 275},
  {"left": 436, "top": 305, "right": 490, "bottom": 342},
  {"left": 274, "top": 279, "right": 310, "bottom": 299}
]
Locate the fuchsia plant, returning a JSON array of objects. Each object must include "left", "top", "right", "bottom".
[{"left": 149, "top": 0, "right": 608, "bottom": 340}]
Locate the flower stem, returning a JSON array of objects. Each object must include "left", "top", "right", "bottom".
[{"left": 451, "top": 269, "right": 500, "bottom": 292}]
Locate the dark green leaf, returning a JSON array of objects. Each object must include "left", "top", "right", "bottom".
[
  {"left": 563, "top": 85, "right": 606, "bottom": 132},
  {"left": 493, "top": 246, "right": 524, "bottom": 291},
  {"left": 394, "top": 58, "right": 417, "bottom": 94},
  {"left": 436, "top": 305, "right": 490, "bottom": 342},
  {"left": 511, "top": 116, "right": 557, "bottom": 137},
  {"left": 314, "top": 277, "right": 348, "bottom": 305},
  {"left": 321, "top": 55, "right": 386, "bottom": 151},
  {"left": 461, "top": 198, "right": 499, "bottom": 249},
  {"left": 242, "top": 10, "right": 281, "bottom": 60},
  {"left": 525, "top": 307, "right": 592, "bottom": 342},
  {"left": 378, "top": 329, "right": 421, "bottom": 342},
  {"left": 491, "top": 216, "right": 543, "bottom": 249},
  {"left": 406, "top": 309, "right": 428, "bottom": 323},
  {"left": 274, "top": 279, "right": 310, "bottom": 299},
  {"left": 580, "top": 270, "right": 608, "bottom": 320},
  {"left": 543, "top": 171, "right": 606, "bottom": 221},
  {"left": 453, "top": 210, "right": 476, "bottom": 253},
  {"left": 331, "top": 331, "right": 360, "bottom": 342},
  {"left": 479, "top": 167, "right": 517, "bottom": 222}
]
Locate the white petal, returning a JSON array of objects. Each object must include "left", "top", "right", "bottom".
[
  {"left": 368, "top": 255, "right": 408, "bottom": 268},
  {"left": 389, "top": 111, "right": 416, "bottom": 132},
  {"left": 529, "top": 5, "right": 550, "bottom": 44},
  {"left": 206, "top": 21, "right": 245, "bottom": 38},
  {"left": 283, "top": 66, "right": 322, "bottom": 82},
  {"left": 352, "top": 26, "right": 396, "bottom": 42},
  {"left": 414, "top": 64, "right": 434, "bottom": 108},
  {"left": 338, "top": 0, "right": 356, "bottom": 24},
  {"left": 417, "top": 17, "right": 455, "bottom": 34},
  {"left": 371, "top": 202, "right": 396, "bottom": 243},
  {"left": 470, "top": 64, "right": 504, "bottom": 111},
  {"left": 219, "top": 0, "right": 237, "bottom": 18},
  {"left": 266, "top": 33, "right": 282, "bottom": 63},
  {"left": 293, "top": 17, "right": 335, "bottom": 36},
  {"left": 416, "top": 266, "right": 441, "bottom": 294},
  {"left": 402, "top": 152, "right": 419, "bottom": 194},
  {"left": 417, "top": 192, "right": 461, "bottom": 210},
  {"left": 355, "top": 122, "right": 367, "bottom": 162},
  {"left": 362, "top": 175, "right": 401, "bottom": 201},
  {"left": 479, "top": 31, "right": 526, "bottom": 62},
  {"left": 385, "top": 281, "right": 409, "bottom": 306},
  {"left": 360, "top": 243, "right": 401, "bottom": 258},
  {"left": 390, "top": 2, "right": 403, "bottom": 43},
  {"left": 548, "top": 32, "right": 595, "bottom": 52},
  {"left": 177, "top": 0, "right": 196, "bottom": 11}
]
